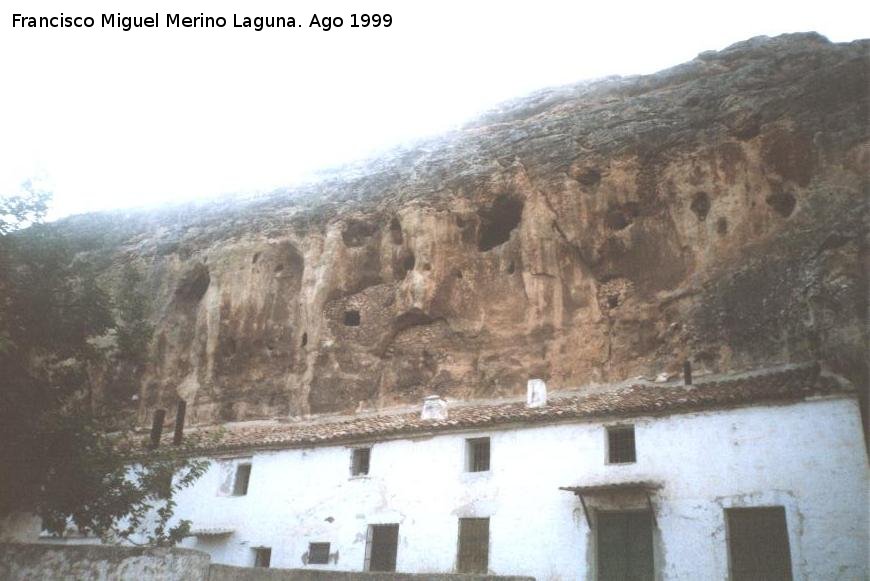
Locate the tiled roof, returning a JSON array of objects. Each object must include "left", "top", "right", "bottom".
[{"left": 161, "top": 363, "right": 850, "bottom": 455}]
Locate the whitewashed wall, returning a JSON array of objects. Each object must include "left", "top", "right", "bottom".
[{"left": 174, "top": 396, "right": 868, "bottom": 580}]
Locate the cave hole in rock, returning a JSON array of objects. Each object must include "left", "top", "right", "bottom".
[
  {"left": 274, "top": 264, "right": 284, "bottom": 273},
  {"left": 389, "top": 217, "right": 404, "bottom": 245},
  {"left": 422, "top": 263, "right": 432, "bottom": 271},
  {"left": 477, "top": 195, "right": 524, "bottom": 251},
  {"left": 766, "top": 192, "right": 796, "bottom": 218},
  {"left": 690, "top": 192, "right": 711, "bottom": 221},
  {"left": 455, "top": 270, "right": 463, "bottom": 279},
  {"left": 394, "top": 309, "right": 435, "bottom": 332},
  {"left": 403, "top": 254, "right": 416, "bottom": 272},
  {"left": 342, "top": 220, "right": 378, "bottom": 247},
  {"left": 717, "top": 217, "right": 729, "bottom": 235},
  {"left": 343, "top": 310, "right": 361, "bottom": 327},
  {"left": 819, "top": 233, "right": 850, "bottom": 253},
  {"left": 175, "top": 263, "right": 210, "bottom": 302},
  {"left": 507, "top": 261, "right": 516, "bottom": 274},
  {"left": 301, "top": 332, "right": 308, "bottom": 347},
  {"left": 607, "top": 294, "right": 620, "bottom": 309},
  {"left": 604, "top": 202, "right": 640, "bottom": 231},
  {"left": 252, "top": 252, "right": 261, "bottom": 264},
  {"left": 605, "top": 210, "right": 630, "bottom": 231},
  {"left": 577, "top": 168, "right": 602, "bottom": 187},
  {"left": 394, "top": 252, "right": 415, "bottom": 279}
]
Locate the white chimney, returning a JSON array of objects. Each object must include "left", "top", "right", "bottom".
[
  {"left": 527, "top": 379, "right": 547, "bottom": 408},
  {"left": 421, "top": 395, "right": 448, "bottom": 420}
]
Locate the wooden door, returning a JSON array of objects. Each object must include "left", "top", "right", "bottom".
[
  {"left": 366, "top": 524, "right": 399, "bottom": 572},
  {"left": 597, "top": 511, "right": 654, "bottom": 581}
]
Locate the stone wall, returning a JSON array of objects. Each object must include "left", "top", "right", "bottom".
[
  {"left": 0, "top": 513, "right": 41, "bottom": 543},
  {"left": 209, "top": 564, "right": 533, "bottom": 581},
  {"left": 0, "top": 543, "right": 210, "bottom": 581},
  {"left": 0, "top": 543, "right": 534, "bottom": 581}
]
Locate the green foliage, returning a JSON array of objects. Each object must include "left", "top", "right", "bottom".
[
  {"left": 4, "top": 226, "right": 114, "bottom": 359},
  {"left": 0, "top": 188, "right": 205, "bottom": 547},
  {"left": 34, "top": 405, "right": 211, "bottom": 547},
  {"left": 0, "top": 180, "right": 50, "bottom": 235},
  {"left": 115, "top": 262, "right": 154, "bottom": 367}
]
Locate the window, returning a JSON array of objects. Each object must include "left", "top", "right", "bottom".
[
  {"left": 466, "top": 437, "right": 490, "bottom": 472},
  {"left": 343, "top": 310, "right": 361, "bottom": 326},
  {"left": 233, "top": 463, "right": 252, "bottom": 496},
  {"left": 351, "top": 447, "right": 371, "bottom": 476},
  {"left": 309, "top": 542, "right": 330, "bottom": 565},
  {"left": 606, "top": 425, "right": 636, "bottom": 464},
  {"left": 727, "top": 507, "right": 793, "bottom": 581},
  {"left": 253, "top": 547, "right": 271, "bottom": 568},
  {"left": 457, "top": 517, "right": 489, "bottom": 573},
  {"left": 364, "top": 524, "right": 399, "bottom": 572}
]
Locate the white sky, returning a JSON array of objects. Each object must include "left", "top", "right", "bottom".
[{"left": 1, "top": 0, "right": 867, "bottom": 220}]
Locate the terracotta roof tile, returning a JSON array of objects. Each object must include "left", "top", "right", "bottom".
[{"left": 160, "top": 364, "right": 849, "bottom": 455}]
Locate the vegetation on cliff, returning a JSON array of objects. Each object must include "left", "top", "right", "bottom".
[{"left": 0, "top": 187, "right": 205, "bottom": 545}]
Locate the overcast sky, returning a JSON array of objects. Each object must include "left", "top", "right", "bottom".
[{"left": 1, "top": 0, "right": 867, "bottom": 219}]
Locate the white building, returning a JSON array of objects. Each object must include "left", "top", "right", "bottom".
[{"left": 163, "top": 363, "right": 868, "bottom": 580}]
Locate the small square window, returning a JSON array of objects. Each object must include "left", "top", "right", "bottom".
[
  {"left": 343, "top": 310, "right": 361, "bottom": 326},
  {"left": 233, "top": 463, "right": 252, "bottom": 496},
  {"left": 309, "top": 542, "right": 331, "bottom": 565},
  {"left": 351, "top": 447, "right": 371, "bottom": 476},
  {"left": 253, "top": 547, "right": 271, "bottom": 568},
  {"left": 607, "top": 425, "right": 636, "bottom": 464},
  {"left": 466, "top": 438, "right": 490, "bottom": 472}
]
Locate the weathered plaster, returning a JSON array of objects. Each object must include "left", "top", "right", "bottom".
[{"left": 167, "top": 397, "right": 867, "bottom": 580}]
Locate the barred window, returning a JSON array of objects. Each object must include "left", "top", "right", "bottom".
[
  {"left": 607, "top": 425, "right": 636, "bottom": 464},
  {"left": 351, "top": 447, "right": 371, "bottom": 476},
  {"left": 466, "top": 438, "right": 490, "bottom": 472},
  {"left": 308, "top": 542, "right": 330, "bottom": 565}
]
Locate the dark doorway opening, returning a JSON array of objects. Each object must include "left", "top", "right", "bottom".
[
  {"left": 253, "top": 547, "right": 271, "bottom": 568},
  {"left": 726, "top": 507, "right": 793, "bottom": 581},
  {"left": 365, "top": 524, "right": 399, "bottom": 572}
]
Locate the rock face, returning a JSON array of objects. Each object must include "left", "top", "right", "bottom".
[{"left": 57, "top": 33, "right": 869, "bottom": 427}]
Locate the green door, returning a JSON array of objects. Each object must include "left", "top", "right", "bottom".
[{"left": 597, "top": 511, "right": 654, "bottom": 581}]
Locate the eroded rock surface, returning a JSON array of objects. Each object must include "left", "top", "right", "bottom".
[{"left": 54, "top": 33, "right": 869, "bottom": 426}]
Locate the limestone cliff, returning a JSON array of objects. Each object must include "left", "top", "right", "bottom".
[{"left": 56, "top": 33, "right": 869, "bottom": 426}]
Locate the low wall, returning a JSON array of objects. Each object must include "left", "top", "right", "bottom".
[
  {"left": 0, "top": 543, "right": 534, "bottom": 580},
  {"left": 209, "top": 564, "right": 535, "bottom": 581},
  {"left": 0, "top": 543, "right": 210, "bottom": 581}
]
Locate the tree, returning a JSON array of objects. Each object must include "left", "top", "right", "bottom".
[
  {"left": 0, "top": 179, "right": 50, "bottom": 236},
  {"left": 0, "top": 187, "right": 207, "bottom": 546}
]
